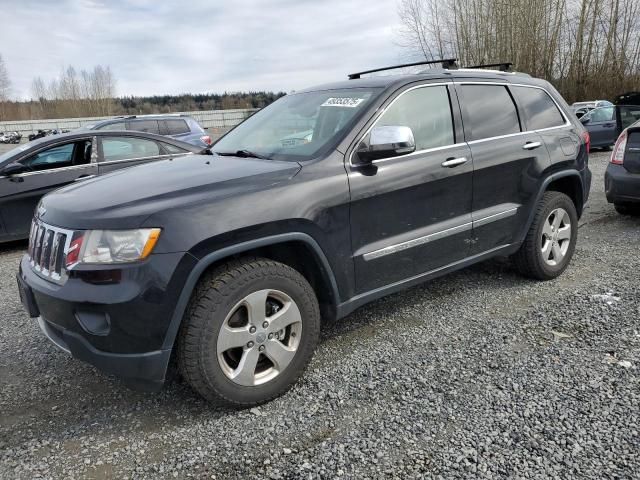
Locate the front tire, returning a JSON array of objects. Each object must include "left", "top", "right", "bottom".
[
  {"left": 513, "top": 191, "right": 578, "bottom": 280},
  {"left": 177, "top": 257, "right": 320, "bottom": 407}
]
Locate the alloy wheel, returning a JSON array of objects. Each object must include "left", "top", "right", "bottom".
[
  {"left": 216, "top": 289, "right": 302, "bottom": 386},
  {"left": 540, "top": 207, "right": 571, "bottom": 267}
]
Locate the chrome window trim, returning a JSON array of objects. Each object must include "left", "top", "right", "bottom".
[
  {"left": 0, "top": 137, "right": 96, "bottom": 179},
  {"left": 361, "top": 207, "right": 518, "bottom": 261},
  {"left": 348, "top": 82, "right": 455, "bottom": 167},
  {"left": 349, "top": 81, "right": 573, "bottom": 167},
  {"left": 6, "top": 163, "right": 95, "bottom": 178},
  {"left": 99, "top": 153, "right": 176, "bottom": 166},
  {"left": 454, "top": 81, "right": 572, "bottom": 134},
  {"left": 91, "top": 136, "right": 98, "bottom": 163}
]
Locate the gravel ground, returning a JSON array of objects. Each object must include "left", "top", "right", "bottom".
[{"left": 0, "top": 151, "right": 638, "bottom": 479}]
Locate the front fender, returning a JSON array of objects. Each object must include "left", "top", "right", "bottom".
[{"left": 160, "top": 232, "right": 340, "bottom": 351}]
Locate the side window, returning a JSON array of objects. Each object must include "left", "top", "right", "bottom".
[
  {"left": 101, "top": 137, "right": 161, "bottom": 161},
  {"left": 374, "top": 85, "right": 454, "bottom": 151},
  {"left": 97, "top": 122, "right": 126, "bottom": 131},
  {"left": 589, "top": 107, "right": 614, "bottom": 122},
  {"left": 161, "top": 142, "right": 190, "bottom": 154},
  {"left": 460, "top": 85, "right": 521, "bottom": 141},
  {"left": 127, "top": 120, "right": 160, "bottom": 134},
  {"left": 165, "top": 119, "right": 190, "bottom": 135},
  {"left": 512, "top": 86, "right": 565, "bottom": 130},
  {"left": 18, "top": 141, "right": 91, "bottom": 172}
]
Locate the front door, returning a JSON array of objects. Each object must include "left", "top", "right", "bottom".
[
  {"left": 0, "top": 138, "right": 96, "bottom": 239},
  {"left": 348, "top": 83, "right": 473, "bottom": 293}
]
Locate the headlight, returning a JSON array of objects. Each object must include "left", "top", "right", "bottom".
[{"left": 65, "top": 228, "right": 161, "bottom": 267}]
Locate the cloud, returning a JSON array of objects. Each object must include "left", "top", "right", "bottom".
[{"left": 0, "top": 0, "right": 404, "bottom": 99}]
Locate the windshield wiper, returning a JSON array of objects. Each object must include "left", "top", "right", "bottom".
[{"left": 214, "top": 149, "right": 272, "bottom": 160}]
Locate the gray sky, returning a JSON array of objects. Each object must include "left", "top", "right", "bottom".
[{"left": 1, "top": 0, "right": 405, "bottom": 99}]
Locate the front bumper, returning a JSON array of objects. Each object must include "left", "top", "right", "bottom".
[
  {"left": 35, "top": 315, "right": 171, "bottom": 391},
  {"left": 605, "top": 163, "right": 640, "bottom": 204},
  {"left": 18, "top": 251, "right": 197, "bottom": 390}
]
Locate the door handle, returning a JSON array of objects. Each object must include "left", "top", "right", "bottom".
[
  {"left": 603, "top": 123, "right": 615, "bottom": 128},
  {"left": 523, "top": 141, "right": 542, "bottom": 150},
  {"left": 441, "top": 157, "right": 468, "bottom": 168},
  {"left": 74, "top": 175, "right": 96, "bottom": 182}
]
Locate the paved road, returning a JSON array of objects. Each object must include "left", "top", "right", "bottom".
[{"left": 0, "top": 151, "right": 638, "bottom": 479}]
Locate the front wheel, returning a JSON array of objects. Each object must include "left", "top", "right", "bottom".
[
  {"left": 513, "top": 191, "right": 578, "bottom": 280},
  {"left": 177, "top": 257, "right": 320, "bottom": 407}
]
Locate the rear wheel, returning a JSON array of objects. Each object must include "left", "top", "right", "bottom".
[
  {"left": 177, "top": 257, "right": 320, "bottom": 407},
  {"left": 614, "top": 203, "right": 640, "bottom": 216},
  {"left": 513, "top": 191, "right": 578, "bottom": 280}
]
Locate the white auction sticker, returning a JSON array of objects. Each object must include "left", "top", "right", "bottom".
[{"left": 321, "top": 97, "right": 365, "bottom": 108}]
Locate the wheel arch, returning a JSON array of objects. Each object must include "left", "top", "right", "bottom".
[
  {"left": 161, "top": 232, "right": 340, "bottom": 351},
  {"left": 516, "top": 170, "right": 584, "bottom": 246}
]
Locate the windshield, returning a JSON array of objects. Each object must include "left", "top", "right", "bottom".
[{"left": 213, "top": 88, "right": 381, "bottom": 161}]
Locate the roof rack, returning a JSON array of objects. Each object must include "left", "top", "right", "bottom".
[
  {"left": 465, "top": 62, "right": 513, "bottom": 72},
  {"left": 348, "top": 58, "right": 458, "bottom": 79}
]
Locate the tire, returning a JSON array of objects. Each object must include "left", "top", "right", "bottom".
[
  {"left": 614, "top": 203, "right": 640, "bottom": 216},
  {"left": 513, "top": 191, "right": 578, "bottom": 280},
  {"left": 177, "top": 257, "right": 320, "bottom": 407}
]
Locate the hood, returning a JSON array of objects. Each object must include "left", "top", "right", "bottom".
[{"left": 38, "top": 154, "right": 301, "bottom": 230}]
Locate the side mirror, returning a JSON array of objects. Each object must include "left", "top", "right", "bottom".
[
  {"left": 580, "top": 116, "right": 591, "bottom": 125},
  {"left": 357, "top": 126, "right": 416, "bottom": 162},
  {"left": 2, "top": 162, "right": 25, "bottom": 176}
]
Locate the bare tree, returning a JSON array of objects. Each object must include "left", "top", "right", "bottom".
[
  {"left": 397, "top": 0, "right": 640, "bottom": 102},
  {"left": 26, "top": 64, "right": 117, "bottom": 118},
  {"left": 0, "top": 54, "right": 9, "bottom": 100}
]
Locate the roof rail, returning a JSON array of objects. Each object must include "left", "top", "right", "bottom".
[
  {"left": 348, "top": 58, "right": 458, "bottom": 79},
  {"left": 465, "top": 62, "right": 513, "bottom": 72}
]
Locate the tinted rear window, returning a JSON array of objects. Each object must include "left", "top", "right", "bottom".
[
  {"left": 460, "top": 85, "right": 521, "bottom": 141},
  {"left": 165, "top": 119, "right": 190, "bottom": 135},
  {"left": 127, "top": 120, "right": 160, "bottom": 134},
  {"left": 512, "top": 86, "right": 565, "bottom": 130}
]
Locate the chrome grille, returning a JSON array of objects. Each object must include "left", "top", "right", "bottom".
[{"left": 27, "top": 219, "right": 73, "bottom": 284}]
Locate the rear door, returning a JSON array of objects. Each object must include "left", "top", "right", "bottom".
[
  {"left": 97, "top": 135, "right": 171, "bottom": 174},
  {"left": 348, "top": 82, "right": 473, "bottom": 293},
  {"left": 456, "top": 82, "right": 551, "bottom": 254},
  {"left": 0, "top": 138, "right": 96, "bottom": 238},
  {"left": 510, "top": 84, "right": 577, "bottom": 170}
]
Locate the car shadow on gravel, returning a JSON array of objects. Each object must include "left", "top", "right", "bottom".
[
  {"left": 2, "top": 255, "right": 533, "bottom": 443},
  {"left": 320, "top": 256, "right": 531, "bottom": 342},
  {"left": 0, "top": 239, "right": 28, "bottom": 254}
]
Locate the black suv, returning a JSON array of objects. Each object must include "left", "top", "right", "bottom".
[{"left": 17, "top": 63, "right": 591, "bottom": 406}]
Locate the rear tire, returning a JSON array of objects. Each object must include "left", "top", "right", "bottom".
[
  {"left": 177, "top": 257, "right": 320, "bottom": 407},
  {"left": 614, "top": 203, "right": 640, "bottom": 216},
  {"left": 513, "top": 191, "right": 578, "bottom": 280}
]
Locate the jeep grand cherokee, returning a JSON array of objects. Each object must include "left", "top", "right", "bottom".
[{"left": 17, "top": 62, "right": 591, "bottom": 406}]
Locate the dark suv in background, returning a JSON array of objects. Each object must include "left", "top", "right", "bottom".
[
  {"left": 18, "top": 61, "right": 591, "bottom": 407},
  {"left": 86, "top": 114, "right": 212, "bottom": 147}
]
